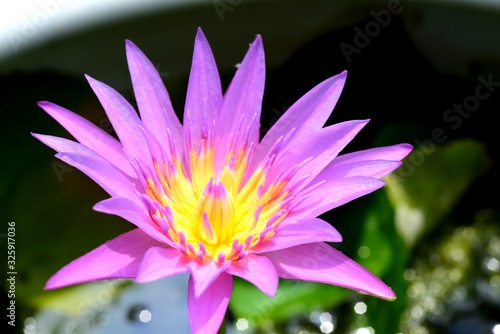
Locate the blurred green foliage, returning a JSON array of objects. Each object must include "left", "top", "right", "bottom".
[{"left": 1, "top": 1, "right": 498, "bottom": 331}]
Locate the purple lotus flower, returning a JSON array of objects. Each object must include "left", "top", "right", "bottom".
[{"left": 33, "top": 28, "right": 411, "bottom": 333}]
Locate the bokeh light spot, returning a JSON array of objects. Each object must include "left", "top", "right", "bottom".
[
  {"left": 358, "top": 246, "right": 371, "bottom": 259},
  {"left": 236, "top": 318, "right": 249, "bottom": 331},
  {"left": 354, "top": 302, "right": 367, "bottom": 315}
]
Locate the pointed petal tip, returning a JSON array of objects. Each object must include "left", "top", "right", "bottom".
[
  {"left": 44, "top": 279, "right": 56, "bottom": 290},
  {"left": 349, "top": 119, "right": 370, "bottom": 131},
  {"left": 386, "top": 293, "right": 397, "bottom": 301},
  {"left": 36, "top": 100, "right": 70, "bottom": 118},
  {"left": 125, "top": 39, "right": 145, "bottom": 58},
  {"left": 84, "top": 74, "right": 104, "bottom": 86},
  {"left": 125, "top": 39, "right": 138, "bottom": 53},
  {"left": 383, "top": 143, "right": 414, "bottom": 162},
  {"left": 251, "top": 34, "right": 264, "bottom": 51},
  {"left": 195, "top": 26, "right": 207, "bottom": 38},
  {"left": 313, "top": 70, "right": 347, "bottom": 97},
  {"left": 238, "top": 33, "right": 263, "bottom": 58},
  {"left": 30, "top": 132, "right": 56, "bottom": 146},
  {"left": 194, "top": 27, "right": 211, "bottom": 50},
  {"left": 92, "top": 201, "right": 105, "bottom": 212},
  {"left": 359, "top": 287, "right": 396, "bottom": 301},
  {"left": 44, "top": 276, "right": 67, "bottom": 290},
  {"left": 44, "top": 270, "right": 79, "bottom": 290},
  {"left": 37, "top": 100, "right": 51, "bottom": 108},
  {"left": 330, "top": 70, "right": 347, "bottom": 84},
  {"left": 401, "top": 143, "right": 414, "bottom": 154},
  {"left": 83, "top": 73, "right": 94, "bottom": 84}
]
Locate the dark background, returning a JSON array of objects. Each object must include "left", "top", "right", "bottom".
[{"left": 1, "top": 1, "right": 499, "bottom": 333}]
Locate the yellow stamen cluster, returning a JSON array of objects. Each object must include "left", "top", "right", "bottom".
[{"left": 144, "top": 147, "right": 289, "bottom": 262}]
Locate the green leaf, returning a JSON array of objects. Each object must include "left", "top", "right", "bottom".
[
  {"left": 34, "top": 280, "right": 130, "bottom": 315},
  {"left": 361, "top": 192, "right": 409, "bottom": 334},
  {"left": 385, "top": 139, "right": 490, "bottom": 248},
  {"left": 230, "top": 277, "right": 350, "bottom": 327}
]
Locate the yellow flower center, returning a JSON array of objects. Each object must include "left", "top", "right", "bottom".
[{"left": 143, "top": 146, "right": 289, "bottom": 262}]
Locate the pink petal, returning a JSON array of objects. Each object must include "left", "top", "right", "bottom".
[
  {"left": 254, "top": 218, "right": 342, "bottom": 253},
  {"left": 45, "top": 228, "right": 161, "bottom": 289},
  {"left": 126, "top": 40, "right": 183, "bottom": 155},
  {"left": 188, "top": 272, "right": 232, "bottom": 334},
  {"left": 331, "top": 143, "right": 413, "bottom": 166},
  {"left": 268, "top": 119, "right": 368, "bottom": 189},
  {"left": 85, "top": 75, "right": 151, "bottom": 166},
  {"left": 93, "top": 197, "right": 172, "bottom": 246},
  {"left": 32, "top": 134, "right": 138, "bottom": 202},
  {"left": 187, "top": 259, "right": 231, "bottom": 298},
  {"left": 291, "top": 176, "right": 385, "bottom": 219},
  {"left": 250, "top": 71, "right": 347, "bottom": 173},
  {"left": 32, "top": 132, "right": 89, "bottom": 154},
  {"left": 226, "top": 253, "right": 278, "bottom": 297},
  {"left": 216, "top": 35, "right": 265, "bottom": 164},
  {"left": 314, "top": 160, "right": 403, "bottom": 181},
  {"left": 266, "top": 242, "right": 395, "bottom": 300},
  {"left": 183, "top": 28, "right": 223, "bottom": 153},
  {"left": 37, "top": 101, "right": 135, "bottom": 177},
  {"left": 135, "top": 246, "right": 189, "bottom": 282}
]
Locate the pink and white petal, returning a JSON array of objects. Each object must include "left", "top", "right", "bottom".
[
  {"left": 314, "top": 160, "right": 403, "bottom": 182},
  {"left": 183, "top": 28, "right": 223, "bottom": 153},
  {"left": 93, "top": 197, "right": 173, "bottom": 246},
  {"left": 135, "top": 246, "right": 189, "bottom": 282},
  {"left": 46, "top": 228, "right": 160, "bottom": 289},
  {"left": 86, "top": 75, "right": 151, "bottom": 165},
  {"left": 32, "top": 133, "right": 138, "bottom": 202},
  {"left": 37, "top": 101, "right": 134, "bottom": 177},
  {"left": 267, "top": 119, "right": 368, "bottom": 188},
  {"left": 226, "top": 253, "right": 278, "bottom": 297},
  {"left": 331, "top": 143, "right": 413, "bottom": 166},
  {"left": 216, "top": 35, "right": 265, "bottom": 163},
  {"left": 266, "top": 242, "right": 395, "bottom": 300},
  {"left": 126, "top": 40, "right": 183, "bottom": 154},
  {"left": 187, "top": 259, "right": 231, "bottom": 298},
  {"left": 250, "top": 71, "right": 347, "bottom": 173},
  {"left": 188, "top": 272, "right": 233, "bottom": 334},
  {"left": 290, "top": 176, "right": 385, "bottom": 220},
  {"left": 254, "top": 218, "right": 342, "bottom": 253}
]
